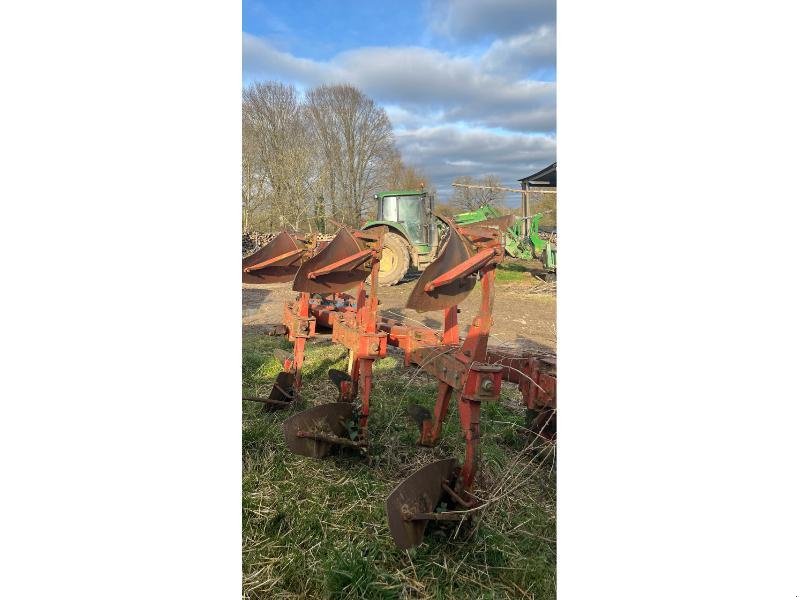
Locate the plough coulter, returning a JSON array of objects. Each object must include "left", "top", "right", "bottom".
[{"left": 242, "top": 218, "right": 557, "bottom": 549}]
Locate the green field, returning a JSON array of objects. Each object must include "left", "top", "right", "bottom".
[{"left": 243, "top": 335, "right": 556, "bottom": 599}]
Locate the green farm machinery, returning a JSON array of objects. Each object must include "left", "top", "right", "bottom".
[
  {"left": 361, "top": 190, "right": 556, "bottom": 286},
  {"left": 452, "top": 204, "right": 556, "bottom": 268}
]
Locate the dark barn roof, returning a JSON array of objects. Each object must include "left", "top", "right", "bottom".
[{"left": 519, "top": 162, "right": 556, "bottom": 188}]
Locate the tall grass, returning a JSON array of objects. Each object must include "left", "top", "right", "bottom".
[{"left": 243, "top": 334, "right": 556, "bottom": 599}]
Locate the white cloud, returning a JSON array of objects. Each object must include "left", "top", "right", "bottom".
[
  {"left": 243, "top": 36, "right": 555, "bottom": 133},
  {"left": 242, "top": 4, "right": 557, "bottom": 201},
  {"left": 383, "top": 105, "right": 445, "bottom": 130},
  {"left": 426, "top": 0, "right": 555, "bottom": 42},
  {"left": 396, "top": 125, "right": 555, "bottom": 200},
  {"left": 243, "top": 33, "right": 334, "bottom": 85},
  {"left": 481, "top": 26, "right": 556, "bottom": 78}
]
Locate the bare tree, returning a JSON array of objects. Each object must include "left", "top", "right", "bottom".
[
  {"left": 305, "top": 84, "right": 395, "bottom": 227},
  {"left": 242, "top": 81, "right": 425, "bottom": 232},
  {"left": 450, "top": 175, "right": 507, "bottom": 211},
  {"left": 242, "top": 82, "right": 318, "bottom": 231},
  {"left": 242, "top": 119, "right": 272, "bottom": 231},
  {"left": 383, "top": 148, "right": 429, "bottom": 190}
]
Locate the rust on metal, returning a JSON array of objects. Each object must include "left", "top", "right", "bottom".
[
  {"left": 282, "top": 402, "right": 356, "bottom": 458},
  {"left": 242, "top": 395, "right": 292, "bottom": 408},
  {"left": 295, "top": 430, "right": 366, "bottom": 449},
  {"left": 442, "top": 482, "right": 472, "bottom": 508},
  {"left": 242, "top": 231, "right": 306, "bottom": 284},
  {"left": 461, "top": 364, "right": 504, "bottom": 402},
  {"left": 386, "top": 458, "right": 458, "bottom": 550},
  {"left": 239, "top": 218, "right": 559, "bottom": 549},
  {"left": 410, "top": 346, "right": 465, "bottom": 389},
  {"left": 423, "top": 246, "right": 500, "bottom": 292},
  {"left": 331, "top": 318, "right": 388, "bottom": 360},
  {"left": 527, "top": 407, "right": 556, "bottom": 440},
  {"left": 484, "top": 349, "right": 557, "bottom": 410},
  {"left": 306, "top": 249, "right": 373, "bottom": 279},
  {"left": 293, "top": 228, "right": 373, "bottom": 294},
  {"left": 283, "top": 227, "right": 387, "bottom": 454},
  {"left": 262, "top": 371, "right": 296, "bottom": 412},
  {"left": 406, "top": 228, "right": 475, "bottom": 312},
  {"left": 243, "top": 248, "right": 304, "bottom": 273},
  {"left": 407, "top": 511, "right": 467, "bottom": 522}
]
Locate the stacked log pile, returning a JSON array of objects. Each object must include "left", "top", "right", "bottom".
[{"left": 242, "top": 232, "right": 276, "bottom": 256}]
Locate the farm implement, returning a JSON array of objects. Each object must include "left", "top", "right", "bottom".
[
  {"left": 242, "top": 231, "right": 320, "bottom": 410},
  {"left": 282, "top": 225, "right": 389, "bottom": 457},
  {"left": 242, "top": 226, "right": 386, "bottom": 416},
  {"left": 362, "top": 188, "right": 556, "bottom": 285},
  {"left": 242, "top": 219, "right": 557, "bottom": 549}
]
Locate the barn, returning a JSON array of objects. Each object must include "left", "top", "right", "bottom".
[
  {"left": 519, "top": 162, "right": 557, "bottom": 190},
  {"left": 518, "top": 162, "right": 556, "bottom": 234}
]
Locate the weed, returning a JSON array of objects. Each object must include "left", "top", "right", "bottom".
[{"left": 242, "top": 334, "right": 556, "bottom": 599}]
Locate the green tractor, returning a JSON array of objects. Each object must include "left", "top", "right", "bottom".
[{"left": 361, "top": 190, "right": 556, "bottom": 286}]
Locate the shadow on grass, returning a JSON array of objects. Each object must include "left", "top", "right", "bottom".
[{"left": 241, "top": 333, "right": 556, "bottom": 600}]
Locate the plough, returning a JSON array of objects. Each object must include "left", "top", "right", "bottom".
[
  {"left": 242, "top": 231, "right": 320, "bottom": 410},
  {"left": 385, "top": 215, "right": 517, "bottom": 549},
  {"left": 282, "top": 225, "right": 389, "bottom": 457},
  {"left": 242, "top": 219, "right": 556, "bottom": 549}
]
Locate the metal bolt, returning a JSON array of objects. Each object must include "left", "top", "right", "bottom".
[
  {"left": 371, "top": 343, "right": 380, "bottom": 352},
  {"left": 481, "top": 379, "right": 494, "bottom": 392}
]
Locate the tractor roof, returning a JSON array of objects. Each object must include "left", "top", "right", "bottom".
[{"left": 376, "top": 190, "right": 427, "bottom": 197}]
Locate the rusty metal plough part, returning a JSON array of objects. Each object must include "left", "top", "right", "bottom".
[
  {"left": 245, "top": 220, "right": 557, "bottom": 549},
  {"left": 242, "top": 232, "right": 322, "bottom": 410},
  {"left": 288, "top": 217, "right": 556, "bottom": 548},
  {"left": 281, "top": 226, "right": 389, "bottom": 458},
  {"left": 242, "top": 231, "right": 311, "bottom": 285},
  {"left": 384, "top": 342, "right": 556, "bottom": 548},
  {"left": 484, "top": 349, "right": 557, "bottom": 440},
  {"left": 385, "top": 216, "right": 516, "bottom": 549}
]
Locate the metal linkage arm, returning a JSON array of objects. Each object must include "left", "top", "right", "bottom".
[
  {"left": 243, "top": 248, "right": 305, "bottom": 273},
  {"left": 306, "top": 248, "right": 373, "bottom": 279},
  {"left": 484, "top": 350, "right": 557, "bottom": 411},
  {"left": 423, "top": 246, "right": 500, "bottom": 292}
]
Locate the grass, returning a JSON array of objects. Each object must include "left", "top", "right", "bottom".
[
  {"left": 243, "top": 334, "right": 556, "bottom": 599},
  {"left": 495, "top": 262, "right": 532, "bottom": 284}
]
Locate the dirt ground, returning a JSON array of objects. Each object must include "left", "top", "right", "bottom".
[{"left": 243, "top": 262, "right": 556, "bottom": 354}]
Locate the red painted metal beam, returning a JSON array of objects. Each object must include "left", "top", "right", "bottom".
[
  {"left": 243, "top": 248, "right": 304, "bottom": 272},
  {"left": 423, "top": 247, "right": 498, "bottom": 292},
  {"left": 306, "top": 248, "right": 373, "bottom": 279}
]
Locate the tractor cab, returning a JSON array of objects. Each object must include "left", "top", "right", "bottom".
[
  {"left": 361, "top": 186, "right": 555, "bottom": 287},
  {"left": 372, "top": 190, "right": 435, "bottom": 247},
  {"left": 361, "top": 190, "right": 439, "bottom": 286}
]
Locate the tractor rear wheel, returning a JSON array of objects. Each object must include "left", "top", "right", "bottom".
[{"left": 376, "top": 232, "right": 410, "bottom": 286}]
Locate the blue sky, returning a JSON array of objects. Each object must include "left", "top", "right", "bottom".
[{"left": 243, "top": 0, "right": 556, "bottom": 202}]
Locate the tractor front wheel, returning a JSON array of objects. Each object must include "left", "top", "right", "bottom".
[{"left": 375, "top": 232, "right": 410, "bottom": 286}]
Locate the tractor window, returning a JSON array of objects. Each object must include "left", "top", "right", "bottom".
[
  {"left": 398, "top": 195, "right": 424, "bottom": 244},
  {"left": 381, "top": 195, "right": 398, "bottom": 222}
]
